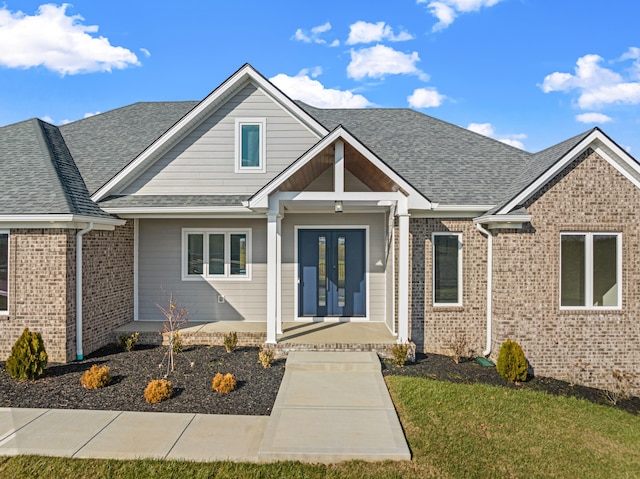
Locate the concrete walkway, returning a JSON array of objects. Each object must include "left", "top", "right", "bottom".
[{"left": 0, "top": 352, "right": 410, "bottom": 463}]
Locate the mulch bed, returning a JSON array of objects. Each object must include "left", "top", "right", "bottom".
[
  {"left": 1, "top": 347, "right": 637, "bottom": 416},
  {"left": 0, "top": 344, "right": 285, "bottom": 415},
  {"left": 382, "top": 353, "right": 640, "bottom": 415}
]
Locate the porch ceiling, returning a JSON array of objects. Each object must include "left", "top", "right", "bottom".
[
  {"left": 344, "top": 143, "right": 402, "bottom": 193},
  {"left": 279, "top": 145, "right": 334, "bottom": 192}
]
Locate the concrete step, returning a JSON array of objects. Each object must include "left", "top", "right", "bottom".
[{"left": 285, "top": 351, "right": 381, "bottom": 372}]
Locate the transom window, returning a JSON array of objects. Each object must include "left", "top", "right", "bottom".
[
  {"left": 0, "top": 231, "right": 8, "bottom": 314},
  {"left": 433, "top": 232, "right": 462, "bottom": 306},
  {"left": 560, "top": 233, "right": 621, "bottom": 309},
  {"left": 183, "top": 229, "right": 251, "bottom": 280},
  {"left": 235, "top": 118, "right": 266, "bottom": 173}
]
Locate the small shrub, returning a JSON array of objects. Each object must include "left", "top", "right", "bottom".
[
  {"left": 6, "top": 328, "right": 48, "bottom": 381},
  {"left": 118, "top": 332, "right": 139, "bottom": 352},
  {"left": 144, "top": 379, "right": 173, "bottom": 403},
  {"left": 258, "top": 347, "right": 274, "bottom": 368},
  {"left": 496, "top": 339, "right": 528, "bottom": 383},
  {"left": 172, "top": 332, "right": 183, "bottom": 354},
  {"left": 568, "top": 358, "right": 591, "bottom": 387},
  {"left": 212, "top": 373, "right": 237, "bottom": 394},
  {"left": 223, "top": 331, "right": 238, "bottom": 353},
  {"left": 80, "top": 364, "right": 111, "bottom": 389},
  {"left": 447, "top": 331, "right": 472, "bottom": 364},
  {"left": 603, "top": 369, "right": 638, "bottom": 405},
  {"left": 391, "top": 343, "right": 410, "bottom": 367}
]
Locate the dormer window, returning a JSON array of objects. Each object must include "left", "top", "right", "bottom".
[{"left": 235, "top": 118, "right": 266, "bottom": 173}]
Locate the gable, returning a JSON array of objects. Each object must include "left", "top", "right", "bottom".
[{"left": 116, "top": 83, "right": 319, "bottom": 196}]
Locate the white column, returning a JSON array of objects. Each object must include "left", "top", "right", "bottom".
[
  {"left": 266, "top": 210, "right": 279, "bottom": 344},
  {"left": 397, "top": 196, "right": 410, "bottom": 343},
  {"left": 276, "top": 213, "right": 283, "bottom": 335},
  {"left": 334, "top": 140, "right": 344, "bottom": 193}
]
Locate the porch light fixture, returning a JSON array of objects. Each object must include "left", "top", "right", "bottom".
[{"left": 334, "top": 200, "right": 343, "bottom": 213}]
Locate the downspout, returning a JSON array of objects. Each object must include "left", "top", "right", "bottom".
[
  {"left": 475, "top": 223, "right": 493, "bottom": 357},
  {"left": 76, "top": 222, "right": 93, "bottom": 360}
]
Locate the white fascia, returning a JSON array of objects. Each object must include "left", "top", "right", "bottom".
[
  {"left": 412, "top": 205, "right": 493, "bottom": 218},
  {"left": 473, "top": 213, "right": 532, "bottom": 229},
  {"left": 0, "top": 215, "right": 125, "bottom": 230},
  {"left": 91, "top": 64, "right": 329, "bottom": 203},
  {"left": 497, "top": 129, "right": 640, "bottom": 215}
]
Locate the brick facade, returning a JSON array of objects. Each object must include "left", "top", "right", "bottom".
[
  {"left": 0, "top": 222, "right": 134, "bottom": 363},
  {"left": 402, "top": 150, "right": 639, "bottom": 395},
  {"left": 408, "top": 218, "right": 487, "bottom": 356},
  {"left": 492, "top": 150, "right": 640, "bottom": 394}
]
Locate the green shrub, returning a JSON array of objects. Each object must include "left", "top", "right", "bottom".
[
  {"left": 223, "top": 331, "right": 238, "bottom": 353},
  {"left": 212, "top": 373, "right": 237, "bottom": 394},
  {"left": 144, "top": 379, "right": 173, "bottom": 403},
  {"left": 118, "top": 332, "right": 139, "bottom": 352},
  {"left": 6, "top": 328, "right": 48, "bottom": 381},
  {"left": 258, "top": 346, "right": 274, "bottom": 368},
  {"left": 496, "top": 339, "right": 528, "bottom": 383},
  {"left": 80, "top": 364, "right": 111, "bottom": 389}
]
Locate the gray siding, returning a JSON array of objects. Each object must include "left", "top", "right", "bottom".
[
  {"left": 137, "top": 218, "right": 267, "bottom": 321},
  {"left": 305, "top": 168, "right": 372, "bottom": 192},
  {"left": 280, "top": 213, "right": 387, "bottom": 322},
  {"left": 122, "top": 83, "right": 319, "bottom": 195}
]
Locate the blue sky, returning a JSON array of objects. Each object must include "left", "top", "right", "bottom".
[{"left": 1, "top": 1, "right": 639, "bottom": 155}]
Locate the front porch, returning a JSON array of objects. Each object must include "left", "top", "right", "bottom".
[{"left": 112, "top": 321, "right": 403, "bottom": 358}]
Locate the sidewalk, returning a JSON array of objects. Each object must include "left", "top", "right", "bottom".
[{"left": 0, "top": 352, "right": 410, "bottom": 463}]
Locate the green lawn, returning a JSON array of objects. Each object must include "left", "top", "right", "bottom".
[{"left": 1, "top": 376, "right": 638, "bottom": 479}]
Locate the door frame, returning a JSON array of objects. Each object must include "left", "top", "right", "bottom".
[{"left": 294, "top": 224, "right": 370, "bottom": 321}]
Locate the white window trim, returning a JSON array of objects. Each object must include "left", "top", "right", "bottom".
[
  {"left": 559, "top": 232, "right": 622, "bottom": 310},
  {"left": 182, "top": 228, "right": 252, "bottom": 281},
  {"left": 0, "top": 230, "right": 8, "bottom": 315},
  {"left": 432, "top": 232, "right": 463, "bottom": 307},
  {"left": 235, "top": 118, "right": 266, "bottom": 173}
]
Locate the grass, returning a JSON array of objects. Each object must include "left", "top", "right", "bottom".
[{"left": 1, "top": 377, "right": 638, "bottom": 478}]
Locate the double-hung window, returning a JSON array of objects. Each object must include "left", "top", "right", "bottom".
[
  {"left": 183, "top": 229, "right": 251, "bottom": 280},
  {"left": 560, "top": 233, "right": 621, "bottom": 309},
  {"left": 235, "top": 118, "right": 266, "bottom": 173},
  {"left": 433, "top": 232, "right": 462, "bottom": 305},
  {"left": 0, "top": 231, "right": 8, "bottom": 314}
]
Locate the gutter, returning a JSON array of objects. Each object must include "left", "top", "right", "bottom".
[
  {"left": 475, "top": 223, "right": 493, "bottom": 357},
  {"left": 76, "top": 222, "right": 93, "bottom": 360}
]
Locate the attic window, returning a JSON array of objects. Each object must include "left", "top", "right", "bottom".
[{"left": 235, "top": 118, "right": 266, "bottom": 173}]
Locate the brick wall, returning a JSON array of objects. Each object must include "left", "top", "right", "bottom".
[
  {"left": 492, "top": 149, "right": 640, "bottom": 394},
  {"left": 74, "top": 222, "right": 135, "bottom": 359},
  {"left": 0, "top": 229, "right": 74, "bottom": 362},
  {"left": 0, "top": 222, "right": 134, "bottom": 363},
  {"left": 408, "top": 218, "right": 488, "bottom": 356}
]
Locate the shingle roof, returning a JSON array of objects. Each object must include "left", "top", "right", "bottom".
[
  {"left": 99, "top": 194, "right": 250, "bottom": 208},
  {"left": 1, "top": 96, "right": 617, "bottom": 216},
  {"left": 296, "top": 102, "right": 532, "bottom": 205},
  {"left": 60, "top": 101, "right": 198, "bottom": 195},
  {"left": 0, "top": 119, "right": 110, "bottom": 217}
]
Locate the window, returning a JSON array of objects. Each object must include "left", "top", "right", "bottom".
[
  {"left": 560, "top": 233, "right": 621, "bottom": 308},
  {"left": 235, "top": 118, "right": 266, "bottom": 173},
  {"left": 433, "top": 233, "right": 462, "bottom": 305},
  {"left": 0, "top": 231, "right": 7, "bottom": 313},
  {"left": 183, "top": 229, "right": 251, "bottom": 280}
]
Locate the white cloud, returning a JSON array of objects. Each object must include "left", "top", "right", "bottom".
[
  {"left": 575, "top": 112, "right": 613, "bottom": 124},
  {"left": 0, "top": 4, "right": 140, "bottom": 75},
  {"left": 83, "top": 111, "right": 100, "bottom": 119},
  {"left": 140, "top": 48, "right": 151, "bottom": 58},
  {"left": 40, "top": 115, "right": 55, "bottom": 124},
  {"left": 292, "top": 22, "right": 337, "bottom": 46},
  {"left": 347, "top": 44, "right": 428, "bottom": 81},
  {"left": 270, "top": 71, "right": 372, "bottom": 108},
  {"left": 467, "top": 122, "right": 526, "bottom": 149},
  {"left": 418, "top": 0, "right": 502, "bottom": 31},
  {"left": 541, "top": 50, "right": 640, "bottom": 109},
  {"left": 407, "top": 87, "right": 446, "bottom": 108},
  {"left": 346, "top": 21, "right": 413, "bottom": 45}
]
